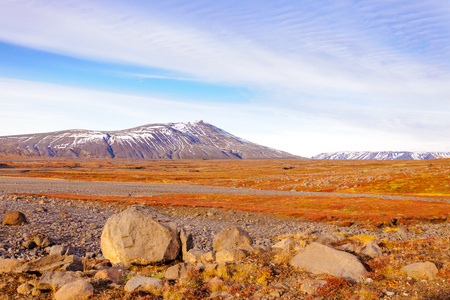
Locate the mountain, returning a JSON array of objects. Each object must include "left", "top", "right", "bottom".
[
  {"left": 0, "top": 121, "right": 301, "bottom": 159},
  {"left": 312, "top": 151, "right": 450, "bottom": 160}
]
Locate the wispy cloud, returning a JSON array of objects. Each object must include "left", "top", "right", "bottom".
[{"left": 0, "top": 0, "right": 449, "bottom": 155}]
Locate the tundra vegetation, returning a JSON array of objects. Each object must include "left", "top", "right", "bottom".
[{"left": 0, "top": 158, "right": 449, "bottom": 299}]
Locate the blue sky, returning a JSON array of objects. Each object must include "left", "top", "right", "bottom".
[{"left": 1, "top": 0, "right": 449, "bottom": 157}]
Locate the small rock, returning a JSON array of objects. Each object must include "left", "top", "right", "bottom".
[
  {"left": 184, "top": 249, "right": 204, "bottom": 264},
  {"left": 360, "top": 241, "right": 382, "bottom": 258},
  {"left": 39, "top": 270, "right": 80, "bottom": 291},
  {"left": 49, "top": 245, "right": 75, "bottom": 256},
  {"left": 3, "top": 211, "right": 27, "bottom": 226},
  {"left": 213, "top": 227, "right": 253, "bottom": 252},
  {"left": 0, "top": 258, "right": 21, "bottom": 273},
  {"left": 386, "top": 291, "right": 395, "bottom": 296},
  {"left": 54, "top": 280, "right": 94, "bottom": 300},
  {"left": 272, "top": 237, "right": 300, "bottom": 251},
  {"left": 201, "top": 251, "right": 216, "bottom": 264},
  {"left": 315, "top": 233, "right": 344, "bottom": 246},
  {"left": 165, "top": 263, "right": 190, "bottom": 281},
  {"left": 94, "top": 268, "right": 124, "bottom": 283},
  {"left": 216, "top": 249, "right": 247, "bottom": 262},
  {"left": 17, "top": 283, "right": 33, "bottom": 294},
  {"left": 339, "top": 243, "right": 356, "bottom": 252},
  {"left": 401, "top": 262, "right": 439, "bottom": 280},
  {"left": 124, "top": 276, "right": 162, "bottom": 293}
]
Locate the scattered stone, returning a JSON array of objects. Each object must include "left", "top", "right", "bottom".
[
  {"left": 16, "top": 254, "right": 83, "bottom": 273},
  {"left": 386, "top": 291, "right": 395, "bottom": 296},
  {"left": 3, "top": 211, "right": 27, "bottom": 226},
  {"left": 300, "top": 279, "right": 327, "bottom": 295},
  {"left": 94, "top": 268, "right": 124, "bottom": 283},
  {"left": 49, "top": 245, "right": 75, "bottom": 256},
  {"left": 216, "top": 249, "right": 247, "bottom": 262},
  {"left": 184, "top": 249, "right": 204, "bottom": 264},
  {"left": 210, "top": 291, "right": 232, "bottom": 299},
  {"left": 339, "top": 243, "right": 356, "bottom": 252},
  {"left": 17, "top": 283, "right": 34, "bottom": 294},
  {"left": 315, "top": 233, "right": 344, "bottom": 246},
  {"left": 0, "top": 258, "right": 21, "bottom": 273},
  {"left": 290, "top": 242, "right": 367, "bottom": 282},
  {"left": 201, "top": 251, "right": 216, "bottom": 264},
  {"left": 124, "top": 276, "right": 163, "bottom": 293},
  {"left": 39, "top": 270, "right": 80, "bottom": 291},
  {"left": 272, "top": 237, "right": 300, "bottom": 251},
  {"left": 401, "top": 262, "right": 439, "bottom": 280},
  {"left": 54, "top": 280, "right": 94, "bottom": 300},
  {"left": 33, "top": 234, "right": 52, "bottom": 248},
  {"left": 213, "top": 226, "right": 253, "bottom": 252},
  {"left": 165, "top": 263, "right": 190, "bottom": 281},
  {"left": 360, "top": 241, "right": 382, "bottom": 257},
  {"left": 101, "top": 205, "right": 180, "bottom": 265}
]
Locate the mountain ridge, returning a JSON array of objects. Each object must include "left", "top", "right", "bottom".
[
  {"left": 312, "top": 151, "right": 450, "bottom": 160},
  {"left": 0, "top": 121, "right": 301, "bottom": 159}
]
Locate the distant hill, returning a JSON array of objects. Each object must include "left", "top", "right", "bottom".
[
  {"left": 0, "top": 121, "right": 301, "bottom": 159},
  {"left": 312, "top": 151, "right": 450, "bottom": 160}
]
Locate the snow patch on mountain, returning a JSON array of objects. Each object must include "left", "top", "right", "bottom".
[{"left": 312, "top": 151, "right": 450, "bottom": 160}]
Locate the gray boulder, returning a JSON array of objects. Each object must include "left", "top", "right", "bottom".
[
  {"left": 101, "top": 205, "right": 180, "bottom": 265},
  {"left": 213, "top": 227, "right": 253, "bottom": 252},
  {"left": 290, "top": 242, "right": 367, "bottom": 282}
]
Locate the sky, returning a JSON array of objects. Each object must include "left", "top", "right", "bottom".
[{"left": 0, "top": 0, "right": 449, "bottom": 157}]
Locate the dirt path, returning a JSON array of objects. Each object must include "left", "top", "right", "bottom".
[{"left": 0, "top": 176, "right": 448, "bottom": 202}]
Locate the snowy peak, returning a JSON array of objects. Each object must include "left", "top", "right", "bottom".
[
  {"left": 312, "top": 151, "right": 450, "bottom": 160},
  {"left": 0, "top": 121, "right": 300, "bottom": 159}
]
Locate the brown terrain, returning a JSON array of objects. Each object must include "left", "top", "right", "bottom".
[{"left": 0, "top": 158, "right": 449, "bottom": 299}]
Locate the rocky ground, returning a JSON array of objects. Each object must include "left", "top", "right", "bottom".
[{"left": 0, "top": 194, "right": 449, "bottom": 299}]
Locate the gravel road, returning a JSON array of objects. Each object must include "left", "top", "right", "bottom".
[{"left": 0, "top": 177, "right": 448, "bottom": 202}]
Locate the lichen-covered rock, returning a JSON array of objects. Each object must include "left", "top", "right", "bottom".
[
  {"left": 101, "top": 205, "right": 180, "bottom": 265},
  {"left": 15, "top": 255, "right": 83, "bottom": 273},
  {"left": 401, "top": 262, "right": 439, "bottom": 280},
  {"left": 290, "top": 242, "right": 367, "bottom": 282},
  {"left": 213, "top": 227, "right": 253, "bottom": 252}
]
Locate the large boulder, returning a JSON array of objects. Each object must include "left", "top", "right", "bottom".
[
  {"left": 3, "top": 211, "right": 27, "bottom": 226},
  {"left": 100, "top": 205, "right": 180, "bottom": 265},
  {"left": 290, "top": 242, "right": 367, "bottom": 282},
  {"left": 213, "top": 227, "right": 253, "bottom": 252}
]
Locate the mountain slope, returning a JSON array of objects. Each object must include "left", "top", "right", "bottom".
[
  {"left": 312, "top": 151, "right": 450, "bottom": 160},
  {"left": 0, "top": 121, "right": 300, "bottom": 159}
]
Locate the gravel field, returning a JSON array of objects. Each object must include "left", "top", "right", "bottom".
[
  {"left": 1, "top": 194, "right": 447, "bottom": 263},
  {"left": 0, "top": 177, "right": 448, "bottom": 202}
]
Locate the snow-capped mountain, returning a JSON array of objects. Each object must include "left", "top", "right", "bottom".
[
  {"left": 312, "top": 151, "right": 450, "bottom": 160},
  {"left": 0, "top": 121, "right": 300, "bottom": 159}
]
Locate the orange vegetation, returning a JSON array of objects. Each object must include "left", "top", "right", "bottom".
[
  {"left": 17, "top": 192, "right": 450, "bottom": 224},
  {"left": 1, "top": 158, "right": 450, "bottom": 198}
]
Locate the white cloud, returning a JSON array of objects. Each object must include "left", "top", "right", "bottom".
[{"left": 0, "top": 1, "right": 449, "bottom": 154}]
